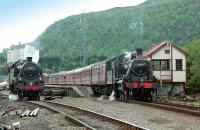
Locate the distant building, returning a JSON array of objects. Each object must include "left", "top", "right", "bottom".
[
  {"left": 143, "top": 41, "right": 188, "bottom": 96},
  {"left": 7, "top": 43, "right": 39, "bottom": 63}
]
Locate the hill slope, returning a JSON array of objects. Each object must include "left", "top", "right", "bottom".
[{"left": 34, "top": 0, "right": 200, "bottom": 72}]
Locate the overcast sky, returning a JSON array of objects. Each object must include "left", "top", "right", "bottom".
[{"left": 0, "top": 0, "right": 146, "bottom": 52}]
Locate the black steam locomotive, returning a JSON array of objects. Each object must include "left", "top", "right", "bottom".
[
  {"left": 8, "top": 57, "right": 44, "bottom": 100},
  {"left": 114, "top": 49, "right": 156, "bottom": 101}
]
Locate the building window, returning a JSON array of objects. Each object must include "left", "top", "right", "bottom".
[
  {"left": 165, "top": 49, "right": 170, "bottom": 54},
  {"left": 153, "top": 60, "right": 170, "bottom": 71},
  {"left": 153, "top": 60, "right": 160, "bottom": 70},
  {"left": 176, "top": 59, "right": 182, "bottom": 70}
]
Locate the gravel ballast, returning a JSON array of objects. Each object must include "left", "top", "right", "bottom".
[
  {"left": 53, "top": 96, "right": 200, "bottom": 130},
  {"left": 0, "top": 95, "right": 83, "bottom": 130}
]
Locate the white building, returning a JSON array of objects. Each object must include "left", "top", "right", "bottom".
[
  {"left": 143, "top": 41, "right": 188, "bottom": 96},
  {"left": 7, "top": 43, "right": 39, "bottom": 63}
]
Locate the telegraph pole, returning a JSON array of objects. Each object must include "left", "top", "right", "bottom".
[{"left": 80, "top": 11, "right": 88, "bottom": 66}]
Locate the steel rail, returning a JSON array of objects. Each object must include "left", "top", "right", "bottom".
[
  {"left": 117, "top": 99, "right": 200, "bottom": 117},
  {"left": 27, "top": 101, "right": 96, "bottom": 130},
  {"left": 153, "top": 100, "right": 200, "bottom": 111},
  {"left": 43, "top": 100, "right": 147, "bottom": 130}
]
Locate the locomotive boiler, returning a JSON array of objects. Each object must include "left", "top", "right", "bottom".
[{"left": 8, "top": 57, "right": 44, "bottom": 100}]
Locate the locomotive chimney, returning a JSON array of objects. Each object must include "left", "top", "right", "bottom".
[
  {"left": 27, "top": 57, "right": 32, "bottom": 62},
  {"left": 136, "top": 48, "right": 143, "bottom": 56}
]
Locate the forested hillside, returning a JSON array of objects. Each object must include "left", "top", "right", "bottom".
[{"left": 34, "top": 0, "right": 200, "bottom": 73}]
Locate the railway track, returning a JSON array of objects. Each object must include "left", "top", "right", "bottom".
[
  {"left": 153, "top": 100, "right": 200, "bottom": 111},
  {"left": 0, "top": 93, "right": 88, "bottom": 129},
  {"left": 117, "top": 99, "right": 200, "bottom": 117},
  {"left": 43, "top": 87, "right": 200, "bottom": 117},
  {"left": 0, "top": 94, "right": 8, "bottom": 99},
  {"left": 1, "top": 92, "right": 146, "bottom": 129},
  {"left": 27, "top": 100, "right": 146, "bottom": 130}
]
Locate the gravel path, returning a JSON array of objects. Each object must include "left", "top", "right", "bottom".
[{"left": 53, "top": 96, "right": 200, "bottom": 130}]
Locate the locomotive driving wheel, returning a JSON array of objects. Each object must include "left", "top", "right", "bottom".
[
  {"left": 139, "top": 86, "right": 144, "bottom": 101},
  {"left": 35, "top": 92, "right": 40, "bottom": 101},
  {"left": 17, "top": 90, "right": 24, "bottom": 100},
  {"left": 119, "top": 93, "right": 125, "bottom": 100}
]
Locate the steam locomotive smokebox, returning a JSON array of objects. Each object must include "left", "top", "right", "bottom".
[
  {"left": 136, "top": 48, "right": 143, "bottom": 56},
  {"left": 27, "top": 57, "right": 32, "bottom": 62}
]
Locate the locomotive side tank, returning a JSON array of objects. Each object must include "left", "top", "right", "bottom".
[{"left": 8, "top": 57, "right": 44, "bottom": 100}]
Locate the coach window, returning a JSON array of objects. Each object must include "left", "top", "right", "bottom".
[{"left": 176, "top": 59, "right": 182, "bottom": 70}]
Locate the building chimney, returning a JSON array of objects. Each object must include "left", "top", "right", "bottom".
[
  {"left": 27, "top": 57, "right": 32, "bottom": 62},
  {"left": 136, "top": 48, "right": 143, "bottom": 56}
]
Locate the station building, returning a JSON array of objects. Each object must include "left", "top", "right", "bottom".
[{"left": 143, "top": 41, "right": 188, "bottom": 96}]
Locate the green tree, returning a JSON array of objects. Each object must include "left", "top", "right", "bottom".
[{"left": 185, "top": 40, "right": 200, "bottom": 92}]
